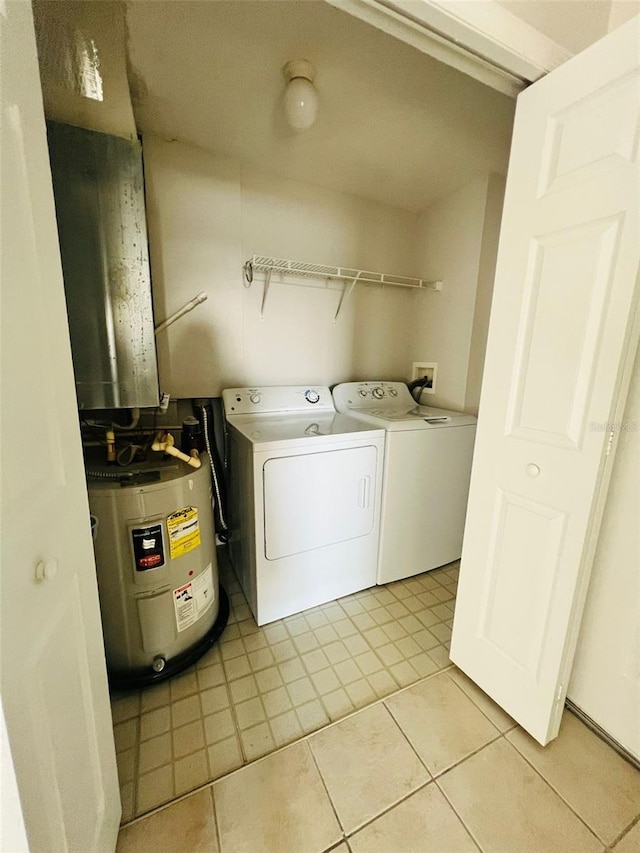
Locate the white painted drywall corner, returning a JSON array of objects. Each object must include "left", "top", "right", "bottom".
[
  {"left": 464, "top": 173, "right": 506, "bottom": 414},
  {"left": 32, "top": 0, "right": 137, "bottom": 139},
  {"left": 410, "top": 175, "right": 495, "bottom": 411}
]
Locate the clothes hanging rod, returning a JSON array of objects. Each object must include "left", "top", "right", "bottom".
[{"left": 243, "top": 255, "right": 443, "bottom": 292}]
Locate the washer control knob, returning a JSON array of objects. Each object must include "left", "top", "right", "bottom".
[
  {"left": 388, "top": 388, "right": 397, "bottom": 397},
  {"left": 249, "top": 393, "right": 261, "bottom": 404},
  {"left": 304, "top": 389, "right": 320, "bottom": 404},
  {"left": 358, "top": 389, "right": 368, "bottom": 397},
  {"left": 372, "top": 387, "right": 385, "bottom": 399}
]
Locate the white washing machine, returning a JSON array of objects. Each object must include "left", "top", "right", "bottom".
[
  {"left": 332, "top": 381, "right": 477, "bottom": 584},
  {"left": 222, "top": 386, "right": 385, "bottom": 625}
]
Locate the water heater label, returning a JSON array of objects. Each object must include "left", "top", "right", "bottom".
[
  {"left": 167, "top": 506, "right": 201, "bottom": 559},
  {"left": 132, "top": 523, "right": 165, "bottom": 571},
  {"left": 173, "top": 564, "right": 215, "bottom": 632}
]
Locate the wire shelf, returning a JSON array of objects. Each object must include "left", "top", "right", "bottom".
[{"left": 243, "top": 255, "right": 443, "bottom": 321}]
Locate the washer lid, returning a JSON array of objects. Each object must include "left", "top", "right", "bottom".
[{"left": 225, "top": 411, "right": 385, "bottom": 448}]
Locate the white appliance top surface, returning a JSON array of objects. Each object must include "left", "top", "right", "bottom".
[
  {"left": 332, "top": 381, "right": 477, "bottom": 430},
  {"left": 223, "top": 386, "right": 385, "bottom": 448}
]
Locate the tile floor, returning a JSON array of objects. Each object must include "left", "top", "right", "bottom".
[
  {"left": 115, "top": 667, "right": 640, "bottom": 853},
  {"left": 111, "top": 548, "right": 459, "bottom": 822}
]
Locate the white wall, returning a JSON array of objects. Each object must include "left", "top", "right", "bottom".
[
  {"left": 409, "top": 175, "right": 503, "bottom": 412},
  {"left": 144, "top": 134, "right": 428, "bottom": 397},
  {"left": 568, "top": 345, "right": 640, "bottom": 759}
]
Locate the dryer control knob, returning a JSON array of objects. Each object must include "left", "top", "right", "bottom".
[
  {"left": 388, "top": 388, "right": 397, "bottom": 397},
  {"left": 372, "top": 387, "right": 384, "bottom": 399},
  {"left": 304, "top": 389, "right": 320, "bottom": 404},
  {"left": 250, "top": 393, "right": 261, "bottom": 404}
]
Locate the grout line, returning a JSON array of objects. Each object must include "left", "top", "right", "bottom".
[
  {"left": 505, "top": 733, "right": 626, "bottom": 847},
  {"left": 433, "top": 765, "right": 487, "bottom": 852},
  {"left": 608, "top": 812, "right": 640, "bottom": 851}
]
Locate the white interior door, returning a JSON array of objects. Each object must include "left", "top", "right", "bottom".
[
  {"left": 450, "top": 16, "right": 640, "bottom": 746},
  {"left": 1, "top": 3, "right": 121, "bottom": 850}
]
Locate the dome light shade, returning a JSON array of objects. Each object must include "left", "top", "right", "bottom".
[{"left": 283, "top": 60, "right": 318, "bottom": 131}]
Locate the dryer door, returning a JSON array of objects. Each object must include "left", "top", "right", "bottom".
[{"left": 264, "top": 445, "right": 377, "bottom": 560}]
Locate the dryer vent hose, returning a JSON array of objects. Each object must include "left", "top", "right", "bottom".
[{"left": 194, "top": 401, "right": 229, "bottom": 541}]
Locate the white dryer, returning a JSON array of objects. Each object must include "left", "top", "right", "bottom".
[
  {"left": 332, "top": 381, "right": 477, "bottom": 584},
  {"left": 222, "top": 386, "right": 385, "bottom": 625}
]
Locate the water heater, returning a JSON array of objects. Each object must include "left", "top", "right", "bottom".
[{"left": 88, "top": 455, "right": 228, "bottom": 688}]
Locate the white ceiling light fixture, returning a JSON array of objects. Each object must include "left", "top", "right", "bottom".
[{"left": 282, "top": 59, "right": 318, "bottom": 131}]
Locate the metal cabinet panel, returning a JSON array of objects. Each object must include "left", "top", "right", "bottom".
[{"left": 46, "top": 122, "right": 159, "bottom": 409}]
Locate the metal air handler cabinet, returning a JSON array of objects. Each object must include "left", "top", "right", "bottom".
[{"left": 87, "top": 455, "right": 228, "bottom": 688}]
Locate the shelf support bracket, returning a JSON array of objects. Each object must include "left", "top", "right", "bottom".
[
  {"left": 334, "top": 272, "right": 360, "bottom": 323},
  {"left": 260, "top": 268, "right": 273, "bottom": 320}
]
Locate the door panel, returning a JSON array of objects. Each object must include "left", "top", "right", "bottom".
[
  {"left": 451, "top": 17, "right": 640, "bottom": 745},
  {"left": 1, "top": 3, "right": 120, "bottom": 849}
]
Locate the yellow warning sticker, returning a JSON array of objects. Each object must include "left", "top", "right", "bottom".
[{"left": 166, "top": 506, "right": 201, "bottom": 559}]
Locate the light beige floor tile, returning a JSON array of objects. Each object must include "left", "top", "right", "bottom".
[
  {"left": 170, "top": 670, "right": 199, "bottom": 702},
  {"left": 240, "top": 721, "right": 275, "bottom": 761},
  {"left": 235, "top": 696, "right": 266, "bottom": 729},
  {"left": 270, "top": 638, "right": 298, "bottom": 663},
  {"left": 279, "top": 657, "right": 306, "bottom": 683},
  {"left": 287, "top": 676, "right": 317, "bottom": 706},
  {"left": 117, "top": 788, "right": 218, "bottom": 853},
  {"left": 334, "top": 619, "right": 358, "bottom": 638},
  {"left": 140, "top": 707, "right": 170, "bottom": 742},
  {"left": 367, "top": 669, "right": 399, "bottom": 699},
  {"left": 228, "top": 674, "right": 258, "bottom": 703},
  {"left": 242, "top": 631, "right": 267, "bottom": 653},
  {"left": 200, "top": 685, "right": 229, "bottom": 716},
  {"left": 345, "top": 678, "right": 377, "bottom": 709},
  {"left": 172, "top": 695, "right": 202, "bottom": 728},
  {"left": 389, "top": 660, "right": 420, "bottom": 687},
  {"left": 386, "top": 672, "right": 499, "bottom": 775},
  {"left": 114, "top": 719, "right": 138, "bottom": 753},
  {"left": 334, "top": 659, "right": 363, "bottom": 686},
  {"left": 302, "top": 648, "right": 331, "bottom": 674},
  {"left": 447, "top": 668, "right": 515, "bottom": 732},
  {"left": 349, "top": 783, "right": 477, "bottom": 853},
  {"left": 254, "top": 665, "right": 283, "bottom": 693},
  {"left": 322, "top": 688, "right": 355, "bottom": 721},
  {"left": 309, "top": 703, "right": 430, "bottom": 834},
  {"left": 208, "top": 735, "right": 243, "bottom": 778},
  {"left": 174, "top": 749, "right": 210, "bottom": 796},
  {"left": 111, "top": 693, "right": 141, "bottom": 725},
  {"left": 439, "top": 738, "right": 604, "bottom": 853},
  {"left": 262, "top": 685, "right": 293, "bottom": 717},
  {"left": 612, "top": 820, "right": 640, "bottom": 852},
  {"left": 311, "top": 667, "right": 341, "bottom": 695},
  {"left": 507, "top": 713, "right": 640, "bottom": 844},
  {"left": 120, "top": 781, "right": 134, "bottom": 824},
  {"left": 248, "top": 647, "right": 276, "bottom": 671},
  {"left": 203, "top": 708, "right": 235, "bottom": 745},
  {"left": 354, "top": 650, "right": 383, "bottom": 676},
  {"left": 214, "top": 741, "right": 341, "bottom": 853},
  {"left": 139, "top": 682, "right": 171, "bottom": 713},
  {"left": 222, "top": 654, "right": 251, "bottom": 681},
  {"left": 196, "top": 663, "right": 225, "bottom": 691},
  {"left": 138, "top": 733, "right": 172, "bottom": 774},
  {"left": 116, "top": 748, "right": 135, "bottom": 785},
  {"left": 173, "top": 719, "right": 206, "bottom": 759},
  {"left": 296, "top": 698, "right": 330, "bottom": 733},
  {"left": 136, "top": 764, "right": 174, "bottom": 814},
  {"left": 408, "top": 652, "right": 439, "bottom": 678},
  {"left": 324, "top": 641, "right": 352, "bottom": 664},
  {"left": 270, "top": 709, "right": 304, "bottom": 746},
  {"left": 427, "top": 645, "right": 451, "bottom": 669}
]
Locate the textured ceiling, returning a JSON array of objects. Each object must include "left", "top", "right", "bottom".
[{"left": 126, "top": 0, "right": 516, "bottom": 213}]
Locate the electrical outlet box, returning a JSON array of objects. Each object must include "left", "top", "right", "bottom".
[{"left": 411, "top": 362, "right": 437, "bottom": 394}]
